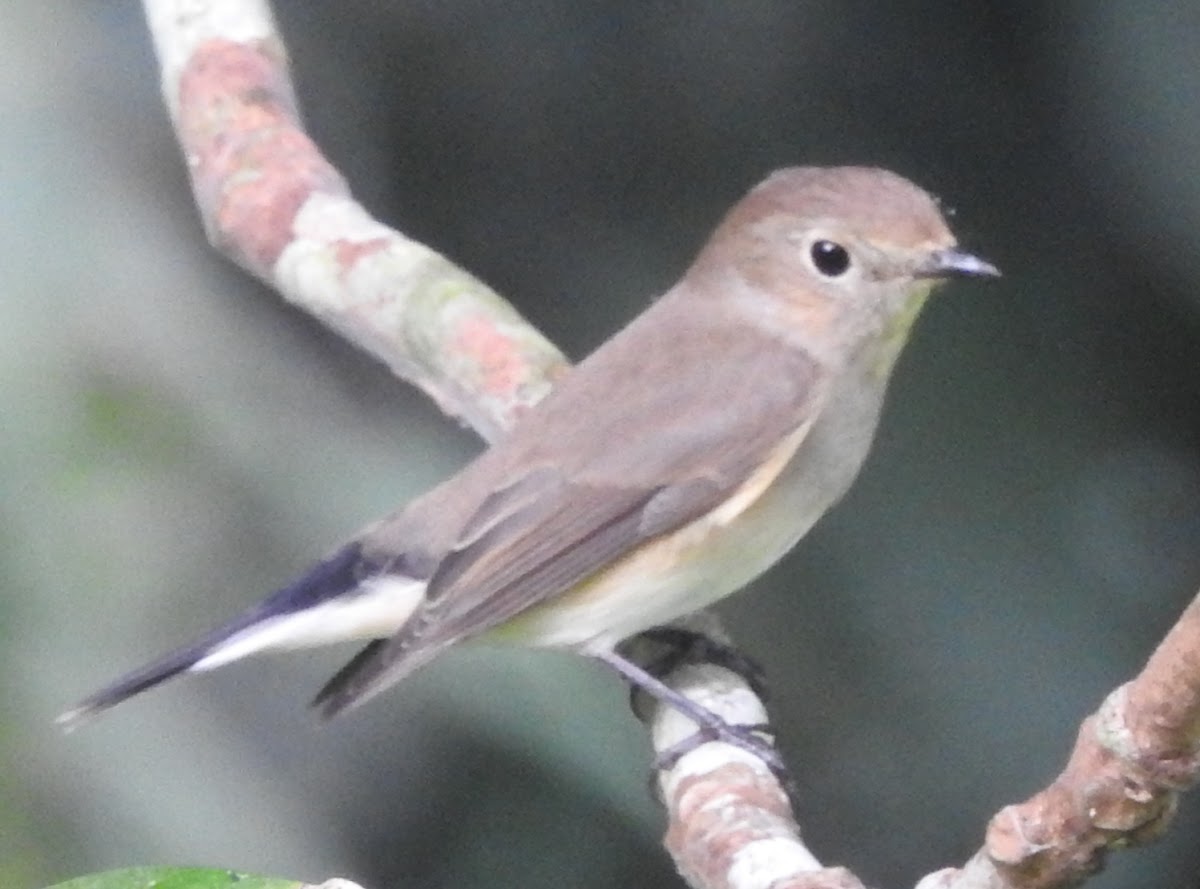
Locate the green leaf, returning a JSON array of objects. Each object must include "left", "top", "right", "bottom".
[{"left": 44, "top": 866, "right": 306, "bottom": 889}]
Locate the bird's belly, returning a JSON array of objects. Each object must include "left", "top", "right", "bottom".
[{"left": 490, "top": 391, "right": 881, "bottom": 652}]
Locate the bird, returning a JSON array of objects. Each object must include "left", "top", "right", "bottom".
[{"left": 59, "top": 166, "right": 999, "bottom": 741}]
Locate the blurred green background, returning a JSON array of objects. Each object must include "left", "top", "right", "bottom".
[{"left": 5, "top": 2, "right": 1200, "bottom": 888}]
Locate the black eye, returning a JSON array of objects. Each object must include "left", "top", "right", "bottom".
[{"left": 810, "top": 240, "right": 851, "bottom": 277}]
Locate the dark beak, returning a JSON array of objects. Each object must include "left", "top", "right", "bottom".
[{"left": 915, "top": 248, "right": 1001, "bottom": 280}]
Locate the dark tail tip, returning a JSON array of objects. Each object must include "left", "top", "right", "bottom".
[
  {"left": 56, "top": 643, "right": 209, "bottom": 732},
  {"left": 58, "top": 542, "right": 374, "bottom": 731}
]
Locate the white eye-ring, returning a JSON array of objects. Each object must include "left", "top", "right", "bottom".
[{"left": 809, "top": 239, "right": 852, "bottom": 277}]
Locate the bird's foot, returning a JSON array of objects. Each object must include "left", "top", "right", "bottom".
[{"left": 633, "top": 626, "right": 771, "bottom": 701}]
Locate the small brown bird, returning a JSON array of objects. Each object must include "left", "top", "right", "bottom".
[{"left": 60, "top": 166, "right": 998, "bottom": 740}]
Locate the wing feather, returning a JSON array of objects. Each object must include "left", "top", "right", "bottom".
[{"left": 316, "top": 296, "right": 827, "bottom": 717}]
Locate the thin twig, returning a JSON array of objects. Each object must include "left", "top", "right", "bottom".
[{"left": 918, "top": 591, "right": 1200, "bottom": 889}]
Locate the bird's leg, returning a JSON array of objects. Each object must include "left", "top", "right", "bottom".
[
  {"left": 632, "top": 626, "right": 771, "bottom": 701},
  {"left": 592, "top": 647, "right": 786, "bottom": 777}
]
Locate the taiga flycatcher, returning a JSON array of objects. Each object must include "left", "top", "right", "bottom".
[{"left": 60, "top": 166, "right": 998, "bottom": 737}]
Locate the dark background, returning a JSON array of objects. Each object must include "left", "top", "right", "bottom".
[{"left": 5, "top": 3, "right": 1200, "bottom": 888}]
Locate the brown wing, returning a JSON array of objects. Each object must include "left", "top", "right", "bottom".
[
  {"left": 314, "top": 294, "right": 825, "bottom": 718},
  {"left": 420, "top": 476, "right": 732, "bottom": 634}
]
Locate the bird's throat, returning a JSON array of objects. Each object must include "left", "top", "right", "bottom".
[{"left": 872, "top": 286, "right": 931, "bottom": 379}]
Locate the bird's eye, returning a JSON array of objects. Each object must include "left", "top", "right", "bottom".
[{"left": 810, "top": 240, "right": 851, "bottom": 277}]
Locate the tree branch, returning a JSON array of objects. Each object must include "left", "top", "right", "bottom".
[
  {"left": 919, "top": 590, "right": 1200, "bottom": 889},
  {"left": 143, "top": 0, "right": 567, "bottom": 441}
]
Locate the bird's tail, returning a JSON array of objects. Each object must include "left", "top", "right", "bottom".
[
  {"left": 56, "top": 619, "right": 259, "bottom": 731},
  {"left": 57, "top": 542, "right": 421, "bottom": 730}
]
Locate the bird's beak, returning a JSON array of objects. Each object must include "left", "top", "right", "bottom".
[{"left": 914, "top": 248, "right": 1001, "bottom": 280}]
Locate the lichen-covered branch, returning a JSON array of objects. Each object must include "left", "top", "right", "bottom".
[
  {"left": 633, "top": 612, "right": 855, "bottom": 889},
  {"left": 142, "top": 0, "right": 566, "bottom": 441},
  {"left": 139, "top": 2, "right": 795, "bottom": 887}
]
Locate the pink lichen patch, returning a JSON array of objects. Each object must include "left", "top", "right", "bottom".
[
  {"left": 333, "top": 238, "right": 391, "bottom": 280},
  {"left": 665, "top": 762, "right": 796, "bottom": 884},
  {"left": 453, "top": 312, "right": 527, "bottom": 398},
  {"left": 177, "top": 39, "right": 348, "bottom": 271}
]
